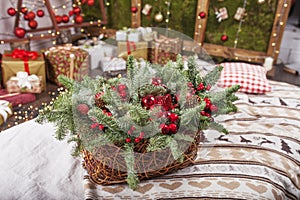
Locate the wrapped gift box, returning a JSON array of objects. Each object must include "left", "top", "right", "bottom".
[
  {"left": 45, "top": 46, "right": 89, "bottom": 86},
  {"left": 2, "top": 49, "right": 46, "bottom": 91},
  {"left": 150, "top": 35, "right": 182, "bottom": 65},
  {"left": 118, "top": 41, "right": 148, "bottom": 60},
  {"left": 0, "top": 89, "right": 36, "bottom": 107},
  {"left": 78, "top": 41, "right": 117, "bottom": 70},
  {"left": 6, "top": 72, "right": 43, "bottom": 94},
  {"left": 0, "top": 100, "right": 12, "bottom": 126},
  {"left": 116, "top": 30, "right": 128, "bottom": 41}
]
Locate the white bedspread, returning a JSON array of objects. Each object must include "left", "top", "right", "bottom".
[{"left": 0, "top": 121, "right": 84, "bottom": 200}]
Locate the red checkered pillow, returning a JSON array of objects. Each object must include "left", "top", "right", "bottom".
[{"left": 217, "top": 62, "right": 272, "bottom": 94}]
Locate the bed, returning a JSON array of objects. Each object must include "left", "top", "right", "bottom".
[{"left": 0, "top": 78, "right": 299, "bottom": 200}]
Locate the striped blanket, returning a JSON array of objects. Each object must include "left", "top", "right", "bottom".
[{"left": 83, "top": 80, "right": 300, "bottom": 200}]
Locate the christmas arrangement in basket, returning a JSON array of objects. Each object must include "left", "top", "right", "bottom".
[{"left": 37, "top": 55, "right": 239, "bottom": 189}]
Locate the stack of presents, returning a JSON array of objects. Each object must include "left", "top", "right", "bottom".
[{"left": 0, "top": 27, "right": 183, "bottom": 126}]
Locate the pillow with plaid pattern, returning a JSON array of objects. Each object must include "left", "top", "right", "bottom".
[{"left": 217, "top": 62, "right": 272, "bottom": 94}]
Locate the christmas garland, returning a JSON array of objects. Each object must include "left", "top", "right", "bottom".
[{"left": 37, "top": 55, "right": 239, "bottom": 189}]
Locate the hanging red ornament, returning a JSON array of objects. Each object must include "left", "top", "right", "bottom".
[
  {"left": 87, "top": 0, "right": 95, "bottom": 6},
  {"left": 14, "top": 27, "right": 26, "bottom": 38},
  {"left": 199, "top": 11, "right": 206, "bottom": 19},
  {"left": 62, "top": 14, "right": 69, "bottom": 23},
  {"left": 69, "top": 10, "right": 74, "bottom": 16},
  {"left": 73, "top": 7, "right": 81, "bottom": 15},
  {"left": 168, "top": 123, "right": 177, "bottom": 134},
  {"left": 55, "top": 15, "right": 63, "bottom": 24},
  {"left": 21, "top": 7, "right": 28, "bottom": 14},
  {"left": 141, "top": 95, "right": 156, "bottom": 109},
  {"left": 221, "top": 34, "right": 228, "bottom": 41},
  {"left": 131, "top": 6, "right": 138, "bottom": 13},
  {"left": 23, "top": 14, "right": 29, "bottom": 21},
  {"left": 75, "top": 15, "right": 84, "bottom": 24},
  {"left": 7, "top": 7, "right": 17, "bottom": 16},
  {"left": 27, "top": 11, "right": 36, "bottom": 20},
  {"left": 82, "top": 0, "right": 87, "bottom": 4},
  {"left": 36, "top": 9, "right": 44, "bottom": 17},
  {"left": 28, "top": 20, "right": 38, "bottom": 29}
]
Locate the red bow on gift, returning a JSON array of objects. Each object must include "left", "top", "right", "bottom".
[
  {"left": 11, "top": 49, "right": 39, "bottom": 60},
  {"left": 6, "top": 49, "right": 39, "bottom": 74}
]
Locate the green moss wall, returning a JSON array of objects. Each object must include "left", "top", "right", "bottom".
[{"left": 205, "top": 0, "right": 278, "bottom": 52}]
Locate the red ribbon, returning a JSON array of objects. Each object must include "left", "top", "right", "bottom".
[
  {"left": 126, "top": 41, "right": 136, "bottom": 55},
  {"left": 5, "top": 49, "right": 39, "bottom": 74}
]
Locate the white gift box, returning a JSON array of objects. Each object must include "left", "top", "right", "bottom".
[
  {"left": 99, "top": 57, "right": 126, "bottom": 72},
  {"left": 78, "top": 42, "right": 117, "bottom": 70},
  {"left": 116, "top": 30, "right": 128, "bottom": 41},
  {"left": 128, "top": 30, "right": 142, "bottom": 42}
]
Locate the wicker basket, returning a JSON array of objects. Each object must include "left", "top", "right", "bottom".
[{"left": 82, "top": 130, "right": 201, "bottom": 185}]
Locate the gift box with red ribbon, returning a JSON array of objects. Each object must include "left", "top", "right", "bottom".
[
  {"left": 1, "top": 49, "right": 46, "bottom": 91},
  {"left": 117, "top": 41, "right": 149, "bottom": 60},
  {"left": 44, "top": 45, "right": 89, "bottom": 86},
  {"left": 150, "top": 35, "right": 182, "bottom": 65}
]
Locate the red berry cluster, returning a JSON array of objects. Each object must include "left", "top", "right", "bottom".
[
  {"left": 125, "top": 126, "right": 145, "bottom": 143},
  {"left": 196, "top": 83, "right": 211, "bottom": 92},
  {"left": 117, "top": 84, "right": 128, "bottom": 101},
  {"left": 159, "top": 112, "right": 179, "bottom": 135},
  {"left": 200, "top": 97, "right": 218, "bottom": 118},
  {"left": 90, "top": 122, "right": 105, "bottom": 131}
]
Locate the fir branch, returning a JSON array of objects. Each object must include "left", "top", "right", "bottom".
[
  {"left": 123, "top": 143, "right": 139, "bottom": 190},
  {"left": 175, "top": 54, "right": 184, "bottom": 70},
  {"left": 201, "top": 65, "right": 223, "bottom": 86},
  {"left": 88, "top": 107, "right": 122, "bottom": 133},
  {"left": 209, "top": 121, "right": 229, "bottom": 134},
  {"left": 128, "top": 104, "right": 150, "bottom": 126},
  {"left": 174, "top": 133, "right": 194, "bottom": 142},
  {"left": 168, "top": 139, "right": 183, "bottom": 161},
  {"left": 147, "top": 135, "right": 172, "bottom": 152},
  {"left": 186, "top": 56, "right": 198, "bottom": 87},
  {"left": 57, "top": 75, "right": 75, "bottom": 90},
  {"left": 180, "top": 102, "right": 206, "bottom": 128},
  {"left": 126, "top": 55, "right": 136, "bottom": 85}
]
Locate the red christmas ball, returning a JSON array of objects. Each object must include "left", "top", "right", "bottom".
[
  {"left": 7, "top": 7, "right": 17, "bottom": 16},
  {"left": 141, "top": 95, "right": 156, "bottom": 109},
  {"left": 82, "top": 0, "right": 87, "bottom": 4},
  {"left": 168, "top": 123, "right": 177, "bottom": 134},
  {"left": 221, "top": 34, "right": 228, "bottom": 41},
  {"left": 168, "top": 113, "right": 179, "bottom": 123},
  {"left": 161, "top": 124, "right": 170, "bottom": 134},
  {"left": 199, "top": 11, "right": 206, "bottom": 19},
  {"left": 21, "top": 7, "right": 28, "bottom": 14},
  {"left": 69, "top": 10, "right": 74, "bottom": 16},
  {"left": 77, "top": 104, "right": 89, "bottom": 115},
  {"left": 73, "top": 7, "right": 81, "bottom": 15},
  {"left": 131, "top": 6, "right": 138, "bottom": 13},
  {"left": 23, "top": 14, "right": 29, "bottom": 21},
  {"left": 14, "top": 27, "right": 26, "bottom": 38},
  {"left": 28, "top": 20, "right": 38, "bottom": 29},
  {"left": 87, "top": 0, "right": 95, "bottom": 6},
  {"left": 62, "top": 14, "right": 69, "bottom": 23},
  {"left": 75, "top": 15, "right": 84, "bottom": 24},
  {"left": 55, "top": 15, "right": 63, "bottom": 24},
  {"left": 36, "top": 9, "right": 44, "bottom": 17},
  {"left": 27, "top": 11, "right": 35, "bottom": 20}
]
